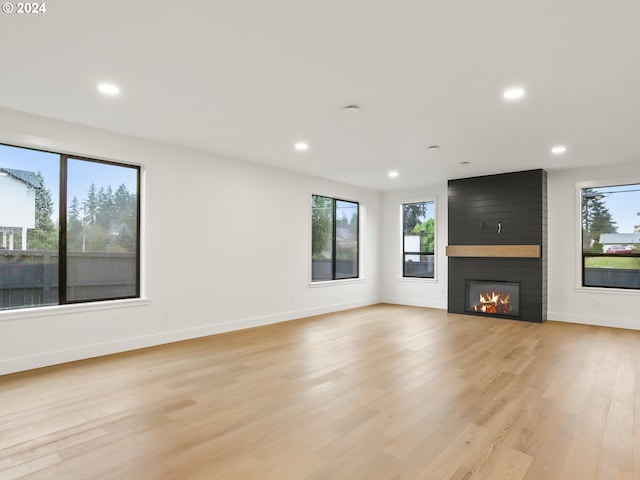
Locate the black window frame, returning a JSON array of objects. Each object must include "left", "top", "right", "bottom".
[
  {"left": 402, "top": 200, "right": 435, "bottom": 279},
  {"left": 0, "top": 142, "right": 141, "bottom": 310},
  {"left": 580, "top": 184, "right": 640, "bottom": 290},
  {"left": 60, "top": 154, "right": 141, "bottom": 304},
  {"left": 311, "top": 194, "right": 359, "bottom": 282}
]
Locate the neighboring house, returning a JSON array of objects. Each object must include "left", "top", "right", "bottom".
[
  {"left": 335, "top": 226, "right": 357, "bottom": 259},
  {"left": 0, "top": 167, "right": 42, "bottom": 251},
  {"left": 404, "top": 233, "right": 422, "bottom": 262},
  {"left": 599, "top": 233, "right": 640, "bottom": 252}
]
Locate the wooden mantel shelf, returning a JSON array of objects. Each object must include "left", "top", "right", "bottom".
[{"left": 446, "top": 245, "right": 541, "bottom": 258}]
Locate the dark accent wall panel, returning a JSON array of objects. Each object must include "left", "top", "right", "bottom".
[
  {"left": 448, "top": 170, "right": 544, "bottom": 245},
  {"left": 540, "top": 171, "right": 548, "bottom": 322},
  {"left": 448, "top": 169, "right": 547, "bottom": 323}
]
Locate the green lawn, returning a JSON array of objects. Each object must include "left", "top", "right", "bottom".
[{"left": 585, "top": 256, "right": 640, "bottom": 269}]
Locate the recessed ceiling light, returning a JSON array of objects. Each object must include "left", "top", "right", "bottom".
[
  {"left": 503, "top": 87, "right": 525, "bottom": 101},
  {"left": 388, "top": 171, "right": 399, "bottom": 178},
  {"left": 344, "top": 105, "right": 360, "bottom": 113},
  {"left": 294, "top": 142, "right": 309, "bottom": 152},
  {"left": 551, "top": 145, "right": 567, "bottom": 155},
  {"left": 97, "top": 83, "right": 120, "bottom": 96}
]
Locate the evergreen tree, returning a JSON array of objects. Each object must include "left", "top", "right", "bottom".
[
  {"left": 26, "top": 171, "right": 57, "bottom": 250},
  {"left": 582, "top": 188, "right": 617, "bottom": 252},
  {"left": 113, "top": 184, "right": 132, "bottom": 222},
  {"left": 83, "top": 183, "right": 98, "bottom": 226},
  {"left": 81, "top": 183, "right": 109, "bottom": 252},
  {"left": 67, "top": 196, "right": 84, "bottom": 251},
  {"left": 67, "top": 183, "right": 138, "bottom": 253},
  {"left": 96, "top": 186, "right": 114, "bottom": 228},
  {"left": 111, "top": 184, "right": 137, "bottom": 252}
]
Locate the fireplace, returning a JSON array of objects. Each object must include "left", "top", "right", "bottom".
[
  {"left": 447, "top": 169, "right": 547, "bottom": 323},
  {"left": 465, "top": 280, "right": 520, "bottom": 318}
]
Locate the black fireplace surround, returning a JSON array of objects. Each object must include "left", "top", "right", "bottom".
[{"left": 447, "top": 169, "right": 547, "bottom": 323}]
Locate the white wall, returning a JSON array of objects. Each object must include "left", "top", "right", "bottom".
[
  {"left": 547, "top": 163, "right": 640, "bottom": 330},
  {"left": 0, "top": 108, "right": 382, "bottom": 375},
  {"left": 380, "top": 185, "right": 448, "bottom": 309}
]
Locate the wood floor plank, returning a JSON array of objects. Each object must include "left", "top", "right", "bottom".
[{"left": 2, "top": 304, "right": 640, "bottom": 479}]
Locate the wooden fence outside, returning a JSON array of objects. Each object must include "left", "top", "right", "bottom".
[{"left": 0, "top": 250, "right": 136, "bottom": 310}]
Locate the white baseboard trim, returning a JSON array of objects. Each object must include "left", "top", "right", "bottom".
[
  {"left": 548, "top": 311, "right": 640, "bottom": 331},
  {"left": 381, "top": 296, "right": 447, "bottom": 310},
  {"left": 0, "top": 297, "right": 380, "bottom": 376}
]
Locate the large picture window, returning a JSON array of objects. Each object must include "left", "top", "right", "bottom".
[
  {"left": 402, "top": 201, "right": 435, "bottom": 278},
  {"left": 0, "top": 143, "right": 140, "bottom": 310},
  {"left": 581, "top": 183, "right": 640, "bottom": 289},
  {"left": 311, "top": 195, "right": 359, "bottom": 282}
]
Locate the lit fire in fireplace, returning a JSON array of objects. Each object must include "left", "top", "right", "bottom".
[{"left": 473, "top": 291, "right": 511, "bottom": 314}]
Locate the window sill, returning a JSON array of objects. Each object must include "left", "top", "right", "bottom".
[
  {"left": 0, "top": 298, "right": 150, "bottom": 322},
  {"left": 575, "top": 286, "right": 640, "bottom": 296},
  {"left": 398, "top": 276, "right": 438, "bottom": 283},
  {"left": 309, "top": 278, "right": 365, "bottom": 287}
]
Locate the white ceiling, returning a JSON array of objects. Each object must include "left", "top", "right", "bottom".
[{"left": 1, "top": 0, "right": 638, "bottom": 191}]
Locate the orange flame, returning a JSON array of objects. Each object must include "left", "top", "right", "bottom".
[{"left": 473, "top": 291, "right": 511, "bottom": 314}]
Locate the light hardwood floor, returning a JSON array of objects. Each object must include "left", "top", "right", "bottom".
[{"left": 1, "top": 304, "right": 639, "bottom": 479}]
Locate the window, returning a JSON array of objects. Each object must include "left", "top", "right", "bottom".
[
  {"left": 311, "top": 195, "right": 359, "bottom": 281},
  {"left": 402, "top": 201, "right": 435, "bottom": 278},
  {"left": 581, "top": 183, "right": 640, "bottom": 289},
  {"left": 0, "top": 143, "right": 140, "bottom": 310}
]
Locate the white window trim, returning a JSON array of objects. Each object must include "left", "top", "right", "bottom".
[
  {"left": 309, "top": 278, "right": 366, "bottom": 288},
  {"left": 0, "top": 298, "right": 150, "bottom": 322}
]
